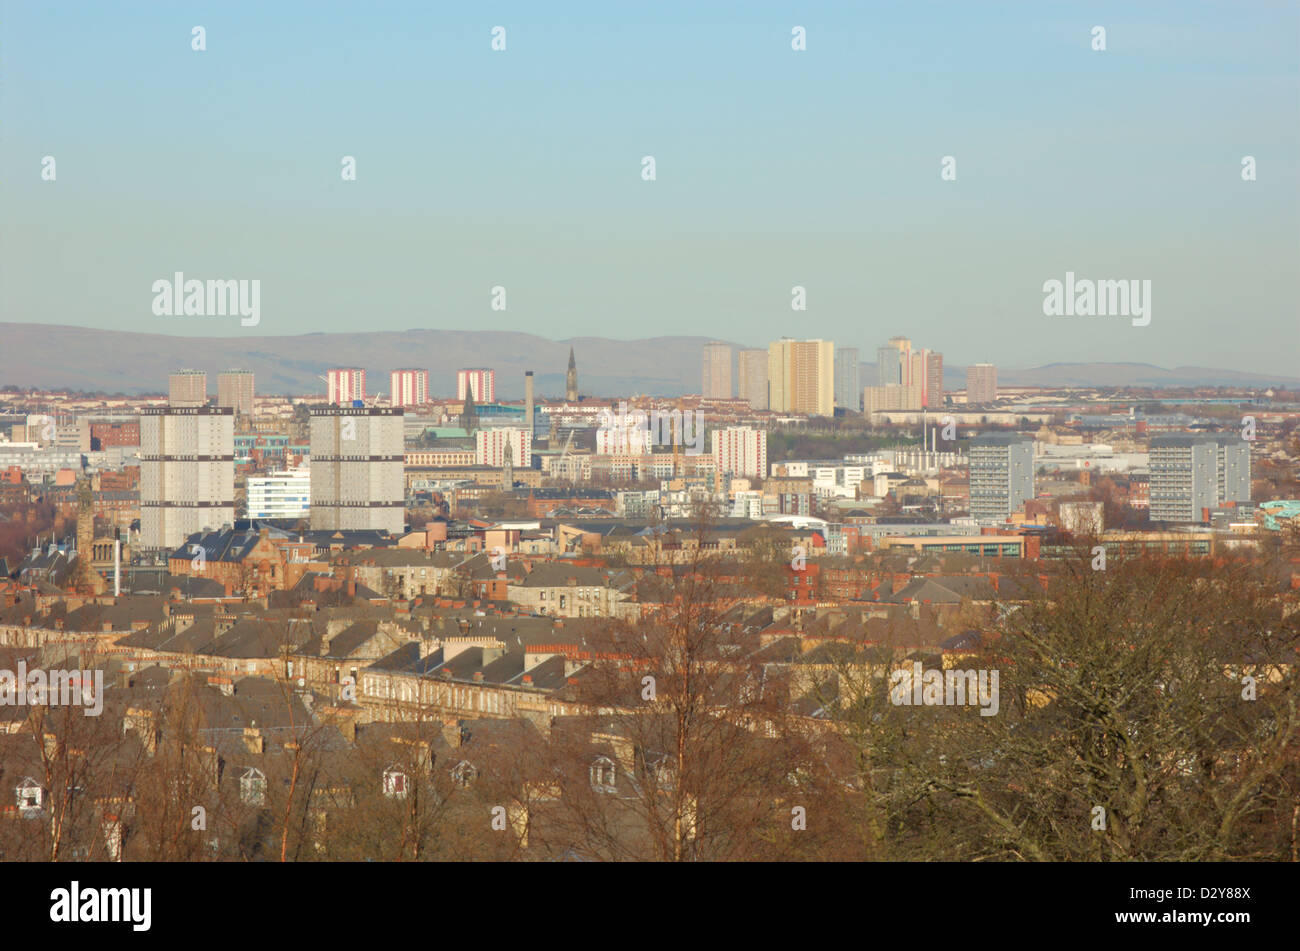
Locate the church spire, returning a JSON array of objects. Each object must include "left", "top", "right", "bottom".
[
  {"left": 566, "top": 347, "right": 578, "bottom": 401},
  {"left": 460, "top": 389, "right": 478, "bottom": 434}
]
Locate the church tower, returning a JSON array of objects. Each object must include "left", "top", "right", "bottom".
[
  {"left": 565, "top": 347, "right": 578, "bottom": 402},
  {"left": 70, "top": 476, "right": 105, "bottom": 595}
]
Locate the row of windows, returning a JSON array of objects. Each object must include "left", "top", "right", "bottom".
[{"left": 362, "top": 676, "right": 508, "bottom": 714}]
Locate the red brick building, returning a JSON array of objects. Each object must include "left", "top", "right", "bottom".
[
  {"left": 89, "top": 421, "right": 140, "bottom": 449},
  {"left": 525, "top": 488, "right": 617, "bottom": 518}
]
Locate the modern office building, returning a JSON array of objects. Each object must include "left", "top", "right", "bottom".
[
  {"left": 327, "top": 368, "right": 367, "bottom": 405},
  {"left": 465, "top": 403, "right": 549, "bottom": 440},
  {"left": 834, "top": 347, "right": 861, "bottom": 411},
  {"left": 309, "top": 406, "right": 404, "bottom": 533},
  {"left": 702, "top": 341, "right": 733, "bottom": 399},
  {"left": 768, "top": 338, "right": 834, "bottom": 416},
  {"left": 711, "top": 427, "right": 767, "bottom": 478},
  {"left": 969, "top": 433, "right": 1035, "bottom": 524},
  {"left": 390, "top": 368, "right": 429, "bottom": 407},
  {"left": 737, "top": 349, "right": 769, "bottom": 410},
  {"left": 247, "top": 467, "right": 311, "bottom": 520},
  {"left": 966, "top": 364, "right": 998, "bottom": 404},
  {"left": 169, "top": 369, "right": 208, "bottom": 407},
  {"left": 475, "top": 427, "right": 532, "bottom": 468},
  {"left": 457, "top": 368, "right": 495, "bottom": 403},
  {"left": 216, "top": 369, "right": 255, "bottom": 416},
  {"left": 140, "top": 405, "right": 235, "bottom": 550},
  {"left": 1149, "top": 435, "right": 1251, "bottom": 523}
]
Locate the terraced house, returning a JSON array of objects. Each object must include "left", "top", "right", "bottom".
[
  {"left": 507, "top": 562, "right": 637, "bottom": 619},
  {"left": 336, "top": 548, "right": 472, "bottom": 600},
  {"left": 358, "top": 632, "right": 592, "bottom": 724}
]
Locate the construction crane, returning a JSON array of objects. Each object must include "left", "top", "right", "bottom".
[{"left": 557, "top": 430, "right": 575, "bottom": 484}]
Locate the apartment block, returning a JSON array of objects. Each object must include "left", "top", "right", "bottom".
[
  {"left": 969, "top": 433, "right": 1035, "bottom": 524},
  {"left": 966, "top": 364, "right": 997, "bottom": 404},
  {"left": 702, "top": 341, "right": 733, "bottom": 399},
  {"left": 711, "top": 427, "right": 767, "bottom": 478},
  {"left": 737, "top": 349, "right": 769, "bottom": 410},
  {"left": 910, "top": 349, "right": 944, "bottom": 408},
  {"left": 389, "top": 368, "right": 429, "bottom": 407},
  {"left": 309, "top": 407, "right": 404, "bottom": 533},
  {"left": 327, "top": 368, "right": 367, "bottom": 405},
  {"left": 876, "top": 337, "right": 911, "bottom": 387},
  {"left": 863, "top": 384, "right": 922, "bottom": 415},
  {"left": 140, "top": 406, "right": 235, "bottom": 550},
  {"left": 217, "top": 369, "right": 255, "bottom": 416},
  {"left": 475, "top": 427, "right": 532, "bottom": 468},
  {"left": 169, "top": 369, "right": 208, "bottom": 407},
  {"left": 834, "top": 347, "right": 861, "bottom": 411},
  {"left": 768, "top": 339, "right": 834, "bottom": 416},
  {"left": 457, "top": 369, "right": 496, "bottom": 403},
  {"left": 1149, "top": 435, "right": 1251, "bottom": 523}
]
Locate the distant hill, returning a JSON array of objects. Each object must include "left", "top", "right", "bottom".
[
  {"left": 990, "top": 362, "right": 1299, "bottom": 389},
  {"left": 0, "top": 324, "right": 1293, "bottom": 397},
  {"left": 0, "top": 323, "right": 730, "bottom": 398}
]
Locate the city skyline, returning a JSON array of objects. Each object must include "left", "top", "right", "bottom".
[
  {"left": 1, "top": 0, "right": 1297, "bottom": 904},
  {"left": 1, "top": 1, "right": 1296, "bottom": 375},
  {"left": 4, "top": 320, "right": 1297, "bottom": 400}
]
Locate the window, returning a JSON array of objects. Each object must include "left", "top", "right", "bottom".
[
  {"left": 383, "top": 768, "right": 407, "bottom": 799},
  {"left": 590, "top": 756, "right": 616, "bottom": 793},
  {"left": 647, "top": 758, "right": 671, "bottom": 788},
  {"left": 451, "top": 760, "right": 477, "bottom": 787},
  {"left": 240, "top": 768, "right": 266, "bottom": 806},
  {"left": 16, "top": 780, "right": 42, "bottom": 814}
]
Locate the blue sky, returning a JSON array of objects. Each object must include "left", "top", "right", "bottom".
[{"left": 2, "top": 1, "right": 1297, "bottom": 373}]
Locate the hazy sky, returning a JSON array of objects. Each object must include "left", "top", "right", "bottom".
[{"left": 2, "top": 1, "right": 1297, "bottom": 373}]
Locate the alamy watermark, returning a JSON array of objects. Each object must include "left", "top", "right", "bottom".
[
  {"left": 50, "top": 881, "right": 150, "bottom": 931},
  {"left": 152, "top": 272, "right": 260, "bottom": 327},
  {"left": 596, "top": 401, "right": 704, "bottom": 455},
  {"left": 1042, "top": 271, "right": 1150, "bottom": 327},
  {"left": 889, "top": 662, "right": 999, "bottom": 716},
  {"left": 0, "top": 661, "right": 104, "bottom": 716}
]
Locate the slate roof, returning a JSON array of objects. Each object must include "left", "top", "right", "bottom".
[{"left": 169, "top": 528, "right": 268, "bottom": 564}]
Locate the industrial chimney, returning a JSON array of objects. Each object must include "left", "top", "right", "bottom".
[{"left": 524, "top": 370, "right": 534, "bottom": 436}]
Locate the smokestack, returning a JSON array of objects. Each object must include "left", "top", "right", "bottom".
[
  {"left": 524, "top": 371, "right": 534, "bottom": 435},
  {"left": 114, "top": 538, "right": 121, "bottom": 597}
]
